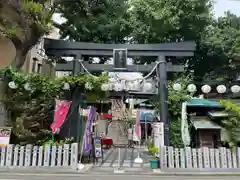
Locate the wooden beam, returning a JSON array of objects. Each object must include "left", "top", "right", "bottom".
[
  {"left": 44, "top": 38, "right": 196, "bottom": 51},
  {"left": 46, "top": 49, "right": 194, "bottom": 57},
  {"left": 55, "top": 61, "right": 185, "bottom": 72},
  {"left": 107, "top": 91, "right": 157, "bottom": 99},
  {"left": 44, "top": 38, "right": 195, "bottom": 57}
]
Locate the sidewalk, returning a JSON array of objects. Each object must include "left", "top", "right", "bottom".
[{"left": 1, "top": 166, "right": 240, "bottom": 176}]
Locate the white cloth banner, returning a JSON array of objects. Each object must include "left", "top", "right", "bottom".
[
  {"left": 152, "top": 122, "right": 164, "bottom": 148},
  {"left": 181, "top": 102, "right": 190, "bottom": 146}
]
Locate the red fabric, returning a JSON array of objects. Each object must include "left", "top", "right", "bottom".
[
  {"left": 50, "top": 100, "right": 72, "bottom": 134},
  {"left": 103, "top": 113, "right": 112, "bottom": 119},
  {"left": 101, "top": 138, "right": 113, "bottom": 145}
]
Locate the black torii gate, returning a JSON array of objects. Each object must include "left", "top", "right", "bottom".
[{"left": 44, "top": 38, "right": 196, "bottom": 146}]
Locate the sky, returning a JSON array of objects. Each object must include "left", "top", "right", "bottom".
[{"left": 214, "top": 0, "right": 240, "bottom": 17}]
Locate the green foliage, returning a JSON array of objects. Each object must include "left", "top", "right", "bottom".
[
  {"left": 147, "top": 142, "right": 159, "bottom": 155},
  {"left": 168, "top": 77, "right": 192, "bottom": 147},
  {"left": 219, "top": 100, "right": 240, "bottom": 148},
  {"left": 56, "top": 0, "right": 131, "bottom": 63},
  {"left": 2, "top": 67, "right": 108, "bottom": 144},
  {"left": 129, "top": 0, "right": 212, "bottom": 43},
  {"left": 38, "top": 137, "right": 74, "bottom": 146},
  {"left": 197, "top": 12, "right": 240, "bottom": 80},
  {"left": 57, "top": 0, "right": 130, "bottom": 43},
  {"left": 22, "top": 0, "right": 52, "bottom": 34}
]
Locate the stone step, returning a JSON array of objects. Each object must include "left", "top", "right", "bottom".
[{"left": 95, "top": 161, "right": 150, "bottom": 168}]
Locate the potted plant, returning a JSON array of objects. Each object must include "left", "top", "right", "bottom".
[{"left": 148, "top": 145, "right": 160, "bottom": 169}]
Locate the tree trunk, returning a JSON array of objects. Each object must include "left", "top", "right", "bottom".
[{"left": 11, "top": 48, "right": 28, "bottom": 69}]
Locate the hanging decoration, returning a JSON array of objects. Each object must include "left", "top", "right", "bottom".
[
  {"left": 50, "top": 99, "right": 72, "bottom": 134},
  {"left": 216, "top": 85, "right": 227, "bottom": 94},
  {"left": 231, "top": 85, "right": 240, "bottom": 93},
  {"left": 187, "top": 84, "right": 197, "bottom": 92},
  {"left": 201, "top": 84, "right": 212, "bottom": 94}
]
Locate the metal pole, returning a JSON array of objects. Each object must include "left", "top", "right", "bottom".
[
  {"left": 138, "top": 139, "right": 141, "bottom": 156},
  {"left": 156, "top": 56, "right": 169, "bottom": 146},
  {"left": 118, "top": 148, "right": 121, "bottom": 169},
  {"left": 144, "top": 115, "right": 147, "bottom": 149},
  {"left": 79, "top": 111, "right": 87, "bottom": 163}
]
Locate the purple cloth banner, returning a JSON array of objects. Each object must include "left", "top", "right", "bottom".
[{"left": 83, "top": 106, "right": 97, "bottom": 152}]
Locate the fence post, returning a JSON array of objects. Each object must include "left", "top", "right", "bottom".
[
  {"left": 24, "top": 144, "right": 32, "bottom": 166},
  {"left": 57, "top": 145, "right": 63, "bottom": 166},
  {"left": 214, "top": 149, "right": 220, "bottom": 168},
  {"left": 220, "top": 147, "right": 227, "bottom": 168},
  {"left": 197, "top": 148, "right": 203, "bottom": 169},
  {"left": 180, "top": 148, "right": 185, "bottom": 168},
  {"left": 63, "top": 144, "right": 70, "bottom": 167},
  {"left": 38, "top": 146, "right": 43, "bottom": 166},
  {"left": 70, "top": 143, "right": 78, "bottom": 169},
  {"left": 192, "top": 148, "right": 197, "bottom": 168},
  {"left": 44, "top": 144, "right": 51, "bottom": 166},
  {"left": 51, "top": 145, "right": 57, "bottom": 167},
  {"left": 185, "top": 147, "right": 192, "bottom": 168},
  {"left": 227, "top": 149, "right": 233, "bottom": 168},
  {"left": 13, "top": 145, "right": 19, "bottom": 166},
  {"left": 168, "top": 146, "right": 174, "bottom": 168},
  {"left": 1, "top": 146, "right": 6, "bottom": 166},
  {"left": 159, "top": 146, "right": 165, "bottom": 169},
  {"left": 202, "top": 147, "right": 210, "bottom": 168},
  {"left": 232, "top": 148, "right": 237, "bottom": 168},
  {"left": 174, "top": 148, "right": 180, "bottom": 168},
  {"left": 209, "top": 149, "right": 215, "bottom": 168},
  {"left": 32, "top": 146, "right": 38, "bottom": 166},
  {"left": 19, "top": 146, "right": 25, "bottom": 166},
  {"left": 6, "top": 145, "right": 13, "bottom": 166}
]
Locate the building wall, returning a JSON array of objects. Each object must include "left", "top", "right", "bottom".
[{"left": 21, "top": 27, "right": 60, "bottom": 76}]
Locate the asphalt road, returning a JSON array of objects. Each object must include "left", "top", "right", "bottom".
[{"left": 0, "top": 173, "right": 240, "bottom": 180}]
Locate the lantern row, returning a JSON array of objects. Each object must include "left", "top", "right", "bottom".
[
  {"left": 173, "top": 83, "right": 240, "bottom": 94},
  {"left": 8, "top": 80, "right": 240, "bottom": 94},
  {"left": 8, "top": 80, "right": 154, "bottom": 92}
]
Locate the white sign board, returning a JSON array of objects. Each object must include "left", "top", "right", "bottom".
[
  {"left": 152, "top": 122, "right": 164, "bottom": 149},
  {"left": 0, "top": 127, "right": 11, "bottom": 147}
]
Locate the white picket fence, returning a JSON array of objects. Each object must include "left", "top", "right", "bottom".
[
  {"left": 160, "top": 146, "right": 240, "bottom": 169},
  {"left": 0, "top": 143, "right": 78, "bottom": 168}
]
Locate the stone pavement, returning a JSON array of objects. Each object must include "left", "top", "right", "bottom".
[
  {"left": 1, "top": 172, "right": 240, "bottom": 180},
  {"left": 1, "top": 166, "right": 240, "bottom": 176},
  {"left": 93, "top": 147, "right": 151, "bottom": 172}
]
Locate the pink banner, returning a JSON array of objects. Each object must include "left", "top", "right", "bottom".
[
  {"left": 135, "top": 109, "right": 141, "bottom": 139},
  {"left": 50, "top": 99, "right": 72, "bottom": 134}
]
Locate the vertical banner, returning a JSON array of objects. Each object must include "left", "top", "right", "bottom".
[
  {"left": 50, "top": 99, "right": 72, "bottom": 134},
  {"left": 134, "top": 109, "right": 141, "bottom": 142},
  {"left": 83, "top": 106, "right": 97, "bottom": 152},
  {"left": 0, "top": 127, "right": 11, "bottom": 147}
]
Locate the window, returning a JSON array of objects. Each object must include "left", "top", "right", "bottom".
[
  {"left": 37, "top": 63, "right": 42, "bottom": 73},
  {"left": 32, "top": 58, "right": 37, "bottom": 72}
]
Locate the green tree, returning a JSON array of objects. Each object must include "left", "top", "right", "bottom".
[
  {"left": 0, "top": 0, "right": 58, "bottom": 69},
  {"left": 128, "top": 0, "right": 212, "bottom": 43},
  {"left": 219, "top": 100, "right": 240, "bottom": 148},
  {"left": 199, "top": 12, "right": 240, "bottom": 81},
  {"left": 128, "top": 0, "right": 240, "bottom": 80},
  {"left": 56, "top": 0, "right": 130, "bottom": 43},
  {"left": 55, "top": 0, "right": 130, "bottom": 63}
]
